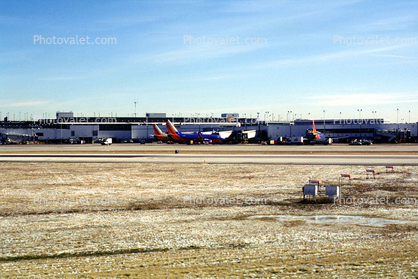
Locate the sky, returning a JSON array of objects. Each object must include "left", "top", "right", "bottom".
[{"left": 1, "top": 0, "right": 417, "bottom": 122}]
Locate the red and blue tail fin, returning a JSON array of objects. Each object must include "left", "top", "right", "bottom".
[
  {"left": 153, "top": 124, "right": 163, "bottom": 136},
  {"left": 166, "top": 120, "right": 179, "bottom": 135}
]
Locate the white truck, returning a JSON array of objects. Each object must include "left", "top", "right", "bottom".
[{"left": 101, "top": 138, "right": 112, "bottom": 145}]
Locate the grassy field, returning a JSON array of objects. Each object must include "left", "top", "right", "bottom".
[{"left": 1, "top": 162, "right": 418, "bottom": 278}]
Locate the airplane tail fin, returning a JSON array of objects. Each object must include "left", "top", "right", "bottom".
[
  {"left": 312, "top": 120, "right": 316, "bottom": 134},
  {"left": 166, "top": 120, "right": 179, "bottom": 135},
  {"left": 153, "top": 124, "right": 163, "bottom": 136}
]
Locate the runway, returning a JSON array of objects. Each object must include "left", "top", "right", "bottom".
[
  {"left": 1, "top": 143, "right": 418, "bottom": 165},
  {"left": 1, "top": 153, "right": 417, "bottom": 165}
]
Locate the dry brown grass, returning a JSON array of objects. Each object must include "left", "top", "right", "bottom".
[{"left": 0, "top": 162, "right": 418, "bottom": 278}]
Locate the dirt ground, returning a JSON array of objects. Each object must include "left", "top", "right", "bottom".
[{"left": 0, "top": 158, "right": 418, "bottom": 278}]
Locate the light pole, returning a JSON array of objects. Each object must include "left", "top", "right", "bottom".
[
  {"left": 243, "top": 113, "right": 247, "bottom": 128},
  {"left": 357, "top": 108, "right": 362, "bottom": 121},
  {"left": 397, "top": 108, "right": 399, "bottom": 123},
  {"left": 257, "top": 112, "right": 260, "bottom": 130},
  {"left": 408, "top": 110, "right": 411, "bottom": 123},
  {"left": 287, "top": 111, "right": 292, "bottom": 122},
  {"left": 397, "top": 108, "right": 399, "bottom": 129},
  {"left": 323, "top": 110, "right": 326, "bottom": 133}
]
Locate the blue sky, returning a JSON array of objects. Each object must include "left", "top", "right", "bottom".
[{"left": 1, "top": 0, "right": 417, "bottom": 122}]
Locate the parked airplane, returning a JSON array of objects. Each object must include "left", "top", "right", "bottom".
[
  {"left": 200, "top": 130, "right": 233, "bottom": 143},
  {"left": 153, "top": 124, "right": 171, "bottom": 142},
  {"left": 166, "top": 120, "right": 201, "bottom": 143},
  {"left": 309, "top": 120, "right": 333, "bottom": 144},
  {"left": 164, "top": 120, "right": 232, "bottom": 143}
]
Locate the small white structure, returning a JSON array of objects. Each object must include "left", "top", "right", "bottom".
[
  {"left": 303, "top": 184, "right": 318, "bottom": 201},
  {"left": 326, "top": 186, "right": 340, "bottom": 199}
]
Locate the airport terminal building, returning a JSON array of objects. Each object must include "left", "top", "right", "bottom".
[{"left": 0, "top": 112, "right": 416, "bottom": 144}]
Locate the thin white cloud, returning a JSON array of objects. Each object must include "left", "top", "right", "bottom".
[
  {"left": 255, "top": 45, "right": 404, "bottom": 69},
  {"left": 375, "top": 54, "right": 413, "bottom": 59},
  {"left": 0, "top": 99, "right": 50, "bottom": 107},
  {"left": 368, "top": 15, "right": 418, "bottom": 31},
  {"left": 38, "top": 76, "right": 85, "bottom": 81},
  {"left": 95, "top": 15, "right": 164, "bottom": 28},
  {"left": 152, "top": 43, "right": 266, "bottom": 64},
  {"left": 176, "top": 74, "right": 237, "bottom": 83}
]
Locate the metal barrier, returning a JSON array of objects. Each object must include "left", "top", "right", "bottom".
[
  {"left": 340, "top": 174, "right": 352, "bottom": 186},
  {"left": 366, "top": 169, "right": 376, "bottom": 179}
]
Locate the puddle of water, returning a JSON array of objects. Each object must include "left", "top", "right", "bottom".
[{"left": 248, "top": 215, "right": 414, "bottom": 227}]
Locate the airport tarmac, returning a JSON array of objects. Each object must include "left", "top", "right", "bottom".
[
  {"left": 1, "top": 153, "right": 418, "bottom": 165},
  {"left": 1, "top": 143, "right": 418, "bottom": 165},
  {"left": 1, "top": 142, "right": 418, "bottom": 154}
]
